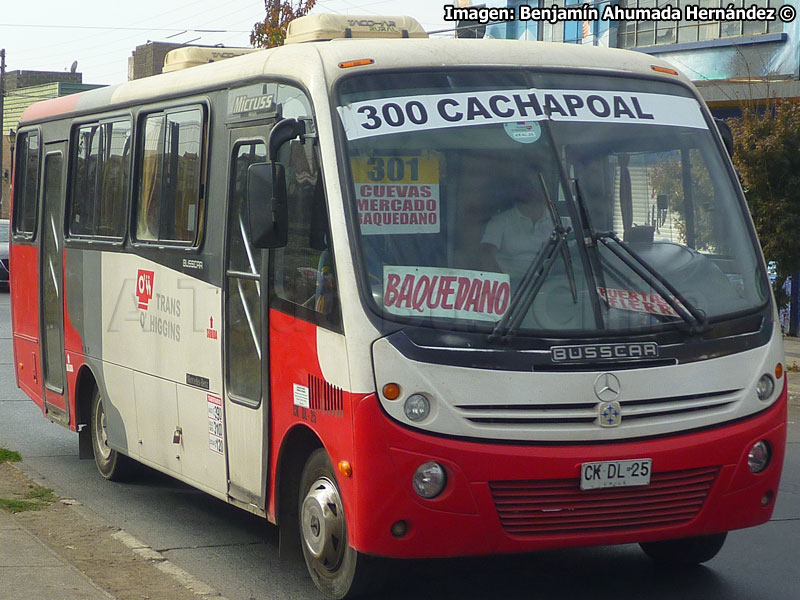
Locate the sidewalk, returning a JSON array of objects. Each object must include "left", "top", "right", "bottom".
[
  {"left": 783, "top": 335, "right": 800, "bottom": 369},
  {"left": 0, "top": 508, "right": 114, "bottom": 600},
  {"left": 782, "top": 336, "right": 800, "bottom": 404},
  {"left": 0, "top": 461, "right": 218, "bottom": 600}
]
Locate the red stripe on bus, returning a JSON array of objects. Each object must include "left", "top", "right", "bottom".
[{"left": 21, "top": 93, "right": 84, "bottom": 123}]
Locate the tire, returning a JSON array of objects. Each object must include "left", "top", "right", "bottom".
[
  {"left": 299, "top": 449, "right": 380, "bottom": 599},
  {"left": 90, "top": 387, "right": 133, "bottom": 481},
  {"left": 640, "top": 532, "right": 728, "bottom": 565}
]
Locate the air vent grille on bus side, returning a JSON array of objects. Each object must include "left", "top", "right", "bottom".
[
  {"left": 308, "top": 375, "right": 344, "bottom": 416},
  {"left": 490, "top": 466, "right": 719, "bottom": 537}
]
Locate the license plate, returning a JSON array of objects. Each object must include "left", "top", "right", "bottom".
[{"left": 580, "top": 458, "right": 652, "bottom": 490}]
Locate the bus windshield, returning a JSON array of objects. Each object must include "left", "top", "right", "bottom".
[{"left": 336, "top": 70, "right": 768, "bottom": 335}]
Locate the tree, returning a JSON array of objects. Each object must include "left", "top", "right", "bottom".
[
  {"left": 251, "top": 0, "right": 317, "bottom": 48},
  {"left": 728, "top": 100, "right": 800, "bottom": 313},
  {"left": 649, "top": 150, "right": 716, "bottom": 252}
]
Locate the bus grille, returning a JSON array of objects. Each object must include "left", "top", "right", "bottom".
[
  {"left": 490, "top": 466, "right": 718, "bottom": 537},
  {"left": 456, "top": 389, "right": 739, "bottom": 428}
]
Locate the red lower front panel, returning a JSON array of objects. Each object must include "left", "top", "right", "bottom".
[{"left": 349, "top": 381, "right": 787, "bottom": 558}]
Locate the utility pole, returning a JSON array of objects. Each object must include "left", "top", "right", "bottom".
[{"left": 0, "top": 48, "right": 5, "bottom": 211}]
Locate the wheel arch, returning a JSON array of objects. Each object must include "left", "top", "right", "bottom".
[
  {"left": 74, "top": 363, "right": 99, "bottom": 459},
  {"left": 274, "top": 423, "right": 324, "bottom": 560}
]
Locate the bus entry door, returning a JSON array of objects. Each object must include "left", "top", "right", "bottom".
[
  {"left": 223, "top": 131, "right": 270, "bottom": 508},
  {"left": 39, "top": 143, "right": 68, "bottom": 424}
]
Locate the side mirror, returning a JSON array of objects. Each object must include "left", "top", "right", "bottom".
[
  {"left": 715, "top": 118, "right": 734, "bottom": 157},
  {"left": 246, "top": 162, "right": 288, "bottom": 248},
  {"left": 245, "top": 117, "right": 308, "bottom": 248}
]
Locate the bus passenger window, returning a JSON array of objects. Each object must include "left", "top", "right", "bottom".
[
  {"left": 12, "top": 131, "right": 40, "bottom": 238},
  {"left": 69, "top": 120, "right": 130, "bottom": 240},
  {"left": 272, "top": 140, "right": 339, "bottom": 324},
  {"left": 136, "top": 107, "right": 205, "bottom": 244}
]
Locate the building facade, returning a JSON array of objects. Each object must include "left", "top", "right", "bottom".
[
  {"left": 1, "top": 77, "right": 104, "bottom": 217},
  {"left": 472, "top": 0, "right": 800, "bottom": 110}
]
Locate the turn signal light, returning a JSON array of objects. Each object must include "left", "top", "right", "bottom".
[
  {"left": 775, "top": 363, "right": 783, "bottom": 379},
  {"left": 651, "top": 65, "right": 678, "bottom": 76},
  {"left": 338, "top": 460, "right": 353, "bottom": 478},
  {"left": 382, "top": 383, "right": 401, "bottom": 400},
  {"left": 339, "top": 58, "right": 375, "bottom": 69}
]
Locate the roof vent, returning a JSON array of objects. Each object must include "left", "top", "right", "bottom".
[
  {"left": 162, "top": 47, "right": 259, "bottom": 73},
  {"left": 285, "top": 14, "right": 427, "bottom": 43}
]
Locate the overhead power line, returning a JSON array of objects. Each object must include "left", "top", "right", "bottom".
[{"left": 0, "top": 23, "right": 249, "bottom": 33}]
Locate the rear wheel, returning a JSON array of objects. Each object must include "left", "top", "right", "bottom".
[
  {"left": 90, "top": 387, "right": 133, "bottom": 481},
  {"left": 299, "top": 449, "right": 380, "bottom": 599},
  {"left": 640, "top": 532, "right": 728, "bottom": 565}
]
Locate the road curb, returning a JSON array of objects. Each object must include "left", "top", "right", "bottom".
[
  {"left": 9, "top": 461, "right": 230, "bottom": 600},
  {"left": 112, "top": 530, "right": 230, "bottom": 600}
]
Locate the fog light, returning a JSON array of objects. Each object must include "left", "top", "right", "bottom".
[
  {"left": 412, "top": 461, "right": 446, "bottom": 499},
  {"left": 756, "top": 374, "right": 774, "bottom": 401},
  {"left": 748, "top": 441, "right": 771, "bottom": 473},
  {"left": 404, "top": 394, "right": 430, "bottom": 422},
  {"left": 761, "top": 491, "right": 774, "bottom": 507},
  {"left": 390, "top": 520, "right": 408, "bottom": 538}
]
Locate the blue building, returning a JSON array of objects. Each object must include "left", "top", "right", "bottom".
[{"left": 471, "top": 0, "right": 800, "bottom": 113}]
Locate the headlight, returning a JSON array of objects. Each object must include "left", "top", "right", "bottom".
[
  {"left": 756, "top": 374, "right": 775, "bottom": 401},
  {"left": 412, "top": 462, "right": 447, "bottom": 499},
  {"left": 404, "top": 394, "right": 430, "bottom": 422},
  {"left": 748, "top": 441, "right": 771, "bottom": 473}
]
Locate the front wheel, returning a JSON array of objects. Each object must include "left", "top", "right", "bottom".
[
  {"left": 90, "top": 387, "right": 133, "bottom": 481},
  {"left": 639, "top": 532, "right": 728, "bottom": 565},
  {"left": 299, "top": 449, "right": 380, "bottom": 599}
]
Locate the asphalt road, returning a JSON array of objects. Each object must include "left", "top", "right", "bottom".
[{"left": 1, "top": 291, "right": 799, "bottom": 600}]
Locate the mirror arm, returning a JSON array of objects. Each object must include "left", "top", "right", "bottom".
[{"left": 268, "top": 118, "right": 307, "bottom": 162}]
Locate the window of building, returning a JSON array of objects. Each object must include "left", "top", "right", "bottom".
[
  {"left": 136, "top": 106, "right": 205, "bottom": 244},
  {"left": 620, "top": 0, "right": 781, "bottom": 48},
  {"left": 69, "top": 119, "right": 131, "bottom": 240},
  {"left": 532, "top": 0, "right": 612, "bottom": 45},
  {"left": 12, "top": 131, "right": 40, "bottom": 239},
  {"left": 496, "top": 1, "right": 539, "bottom": 39},
  {"left": 563, "top": 0, "right": 584, "bottom": 44}
]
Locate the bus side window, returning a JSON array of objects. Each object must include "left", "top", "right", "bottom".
[
  {"left": 135, "top": 106, "right": 205, "bottom": 245},
  {"left": 272, "top": 140, "right": 340, "bottom": 326},
  {"left": 69, "top": 120, "right": 130, "bottom": 240},
  {"left": 12, "top": 131, "right": 40, "bottom": 239}
]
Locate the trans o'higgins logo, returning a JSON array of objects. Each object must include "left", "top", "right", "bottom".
[
  {"left": 136, "top": 270, "right": 155, "bottom": 309},
  {"left": 551, "top": 342, "right": 659, "bottom": 363}
]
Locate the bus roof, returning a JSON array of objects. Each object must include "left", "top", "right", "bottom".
[{"left": 19, "top": 36, "right": 693, "bottom": 126}]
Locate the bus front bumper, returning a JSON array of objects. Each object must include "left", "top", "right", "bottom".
[{"left": 348, "top": 380, "right": 787, "bottom": 558}]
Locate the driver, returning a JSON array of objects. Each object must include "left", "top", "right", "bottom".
[{"left": 480, "top": 173, "right": 552, "bottom": 283}]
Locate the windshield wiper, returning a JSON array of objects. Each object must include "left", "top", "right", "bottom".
[
  {"left": 489, "top": 220, "right": 572, "bottom": 342},
  {"left": 539, "top": 119, "right": 606, "bottom": 330},
  {"left": 593, "top": 230, "right": 710, "bottom": 333},
  {"left": 489, "top": 171, "right": 578, "bottom": 343}
]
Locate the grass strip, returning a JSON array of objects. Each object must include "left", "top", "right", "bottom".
[{"left": 0, "top": 448, "right": 22, "bottom": 463}]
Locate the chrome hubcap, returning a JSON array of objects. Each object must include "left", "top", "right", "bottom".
[
  {"left": 301, "top": 477, "right": 345, "bottom": 572},
  {"left": 94, "top": 398, "right": 111, "bottom": 460}
]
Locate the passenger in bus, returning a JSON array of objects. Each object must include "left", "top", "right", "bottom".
[{"left": 480, "top": 172, "right": 552, "bottom": 285}]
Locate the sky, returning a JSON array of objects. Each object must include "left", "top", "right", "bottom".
[{"left": 0, "top": 0, "right": 451, "bottom": 86}]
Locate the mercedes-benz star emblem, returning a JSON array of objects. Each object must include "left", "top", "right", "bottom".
[{"left": 593, "top": 373, "right": 621, "bottom": 402}]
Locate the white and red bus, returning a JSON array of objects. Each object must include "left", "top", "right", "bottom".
[{"left": 9, "top": 14, "right": 786, "bottom": 599}]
